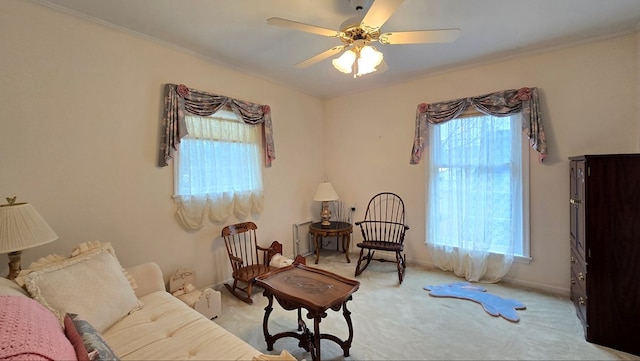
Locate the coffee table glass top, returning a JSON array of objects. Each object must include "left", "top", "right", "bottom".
[
  {"left": 256, "top": 264, "right": 359, "bottom": 312},
  {"left": 309, "top": 221, "right": 352, "bottom": 231}
]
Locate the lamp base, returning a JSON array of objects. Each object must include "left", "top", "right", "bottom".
[
  {"left": 320, "top": 201, "right": 332, "bottom": 227},
  {"left": 6, "top": 251, "right": 22, "bottom": 280}
]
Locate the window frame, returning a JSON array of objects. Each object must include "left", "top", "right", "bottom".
[{"left": 172, "top": 109, "right": 264, "bottom": 200}]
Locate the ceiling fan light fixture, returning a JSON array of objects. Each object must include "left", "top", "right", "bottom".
[
  {"left": 356, "top": 45, "right": 383, "bottom": 76},
  {"left": 332, "top": 49, "right": 357, "bottom": 74},
  {"left": 332, "top": 45, "right": 383, "bottom": 78},
  {"left": 268, "top": 0, "right": 462, "bottom": 75}
]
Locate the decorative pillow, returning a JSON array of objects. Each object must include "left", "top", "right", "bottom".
[
  {"left": 14, "top": 254, "right": 67, "bottom": 287},
  {"left": 71, "top": 241, "right": 138, "bottom": 290},
  {"left": 23, "top": 247, "right": 142, "bottom": 333},
  {"left": 64, "top": 314, "right": 90, "bottom": 361},
  {"left": 68, "top": 314, "right": 119, "bottom": 361},
  {"left": 0, "top": 296, "right": 77, "bottom": 361},
  {"left": 16, "top": 241, "right": 138, "bottom": 291}
]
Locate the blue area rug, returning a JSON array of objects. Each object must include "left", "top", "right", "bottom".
[{"left": 424, "top": 282, "right": 526, "bottom": 322}]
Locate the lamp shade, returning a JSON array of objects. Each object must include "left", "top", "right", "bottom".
[
  {"left": 332, "top": 50, "right": 356, "bottom": 74},
  {"left": 313, "top": 182, "right": 339, "bottom": 202},
  {"left": 0, "top": 202, "right": 58, "bottom": 254},
  {"left": 356, "top": 45, "right": 383, "bottom": 76}
]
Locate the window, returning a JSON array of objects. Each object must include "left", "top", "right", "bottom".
[
  {"left": 174, "top": 109, "right": 263, "bottom": 203},
  {"left": 428, "top": 113, "right": 529, "bottom": 259}
]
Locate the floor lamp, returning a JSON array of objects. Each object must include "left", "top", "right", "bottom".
[{"left": 0, "top": 197, "right": 58, "bottom": 280}]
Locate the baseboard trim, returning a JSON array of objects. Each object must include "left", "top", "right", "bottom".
[
  {"left": 407, "top": 258, "right": 570, "bottom": 297},
  {"left": 501, "top": 277, "right": 569, "bottom": 297}
]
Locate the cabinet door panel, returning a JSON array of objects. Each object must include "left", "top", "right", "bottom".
[
  {"left": 575, "top": 161, "right": 586, "bottom": 261},
  {"left": 569, "top": 161, "right": 578, "bottom": 250},
  {"left": 569, "top": 154, "right": 640, "bottom": 356}
]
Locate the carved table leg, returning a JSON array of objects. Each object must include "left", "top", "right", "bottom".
[
  {"left": 342, "top": 299, "right": 354, "bottom": 356},
  {"left": 262, "top": 292, "right": 275, "bottom": 350},
  {"left": 312, "top": 316, "right": 322, "bottom": 361},
  {"left": 343, "top": 234, "right": 351, "bottom": 263},
  {"left": 314, "top": 234, "right": 321, "bottom": 264},
  {"left": 297, "top": 307, "right": 303, "bottom": 331}
]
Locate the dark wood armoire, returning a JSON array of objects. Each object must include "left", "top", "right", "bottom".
[{"left": 569, "top": 154, "right": 640, "bottom": 356}]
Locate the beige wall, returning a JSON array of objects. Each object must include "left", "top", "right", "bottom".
[
  {"left": 325, "top": 33, "right": 639, "bottom": 293},
  {"left": 0, "top": 0, "right": 325, "bottom": 288},
  {"left": 1, "top": 0, "right": 638, "bottom": 294}
]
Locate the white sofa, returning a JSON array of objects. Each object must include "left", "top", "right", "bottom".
[{"left": 0, "top": 242, "right": 294, "bottom": 361}]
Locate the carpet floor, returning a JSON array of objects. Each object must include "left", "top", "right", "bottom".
[{"left": 214, "top": 250, "right": 637, "bottom": 360}]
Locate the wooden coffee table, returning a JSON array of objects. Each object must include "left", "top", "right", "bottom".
[{"left": 255, "top": 263, "right": 360, "bottom": 361}]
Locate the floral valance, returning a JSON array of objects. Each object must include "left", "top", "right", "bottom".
[
  {"left": 159, "top": 83, "right": 275, "bottom": 167},
  {"left": 410, "top": 87, "right": 547, "bottom": 164}
]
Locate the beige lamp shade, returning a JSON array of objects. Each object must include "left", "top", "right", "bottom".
[
  {"left": 313, "top": 183, "right": 339, "bottom": 227},
  {"left": 313, "top": 182, "right": 339, "bottom": 201},
  {"left": 0, "top": 201, "right": 59, "bottom": 254}
]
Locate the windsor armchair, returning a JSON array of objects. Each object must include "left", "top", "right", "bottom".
[{"left": 354, "top": 192, "right": 410, "bottom": 284}]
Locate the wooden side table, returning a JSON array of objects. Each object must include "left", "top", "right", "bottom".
[
  {"left": 308, "top": 221, "right": 353, "bottom": 264},
  {"left": 255, "top": 263, "right": 360, "bottom": 361}
]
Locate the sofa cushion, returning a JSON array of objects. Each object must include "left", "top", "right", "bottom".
[
  {"left": 22, "top": 247, "right": 142, "bottom": 333},
  {"left": 103, "top": 291, "right": 262, "bottom": 360},
  {"left": 0, "top": 296, "right": 77, "bottom": 361}
]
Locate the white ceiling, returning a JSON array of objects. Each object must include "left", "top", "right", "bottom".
[{"left": 34, "top": 0, "right": 640, "bottom": 99}]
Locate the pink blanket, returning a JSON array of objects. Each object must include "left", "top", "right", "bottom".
[{"left": 0, "top": 296, "right": 77, "bottom": 360}]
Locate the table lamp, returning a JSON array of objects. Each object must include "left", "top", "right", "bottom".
[
  {"left": 313, "top": 182, "right": 339, "bottom": 227},
  {"left": 0, "top": 197, "right": 58, "bottom": 280}
]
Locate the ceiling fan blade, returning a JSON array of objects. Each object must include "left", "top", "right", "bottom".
[
  {"left": 295, "top": 46, "right": 347, "bottom": 68},
  {"left": 267, "top": 17, "right": 341, "bottom": 38},
  {"left": 361, "top": 0, "right": 404, "bottom": 30},
  {"left": 379, "top": 29, "right": 461, "bottom": 44}
]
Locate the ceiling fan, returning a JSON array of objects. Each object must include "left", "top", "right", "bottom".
[{"left": 267, "top": 0, "right": 460, "bottom": 77}]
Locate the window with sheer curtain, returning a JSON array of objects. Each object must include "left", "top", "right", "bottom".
[
  {"left": 427, "top": 112, "right": 529, "bottom": 282},
  {"left": 173, "top": 109, "right": 264, "bottom": 228}
]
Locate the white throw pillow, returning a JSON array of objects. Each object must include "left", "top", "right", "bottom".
[
  {"left": 16, "top": 241, "right": 138, "bottom": 291},
  {"left": 23, "top": 247, "right": 142, "bottom": 333}
]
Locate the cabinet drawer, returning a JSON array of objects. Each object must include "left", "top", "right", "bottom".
[
  {"left": 570, "top": 279, "right": 588, "bottom": 331},
  {"left": 570, "top": 245, "right": 588, "bottom": 336},
  {"left": 570, "top": 251, "right": 587, "bottom": 292}
]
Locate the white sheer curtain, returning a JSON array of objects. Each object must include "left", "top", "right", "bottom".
[
  {"left": 426, "top": 113, "right": 523, "bottom": 282},
  {"left": 174, "top": 111, "right": 264, "bottom": 229}
]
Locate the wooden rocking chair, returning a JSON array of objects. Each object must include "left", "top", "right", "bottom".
[
  {"left": 221, "top": 222, "right": 281, "bottom": 304},
  {"left": 354, "top": 192, "right": 410, "bottom": 284}
]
